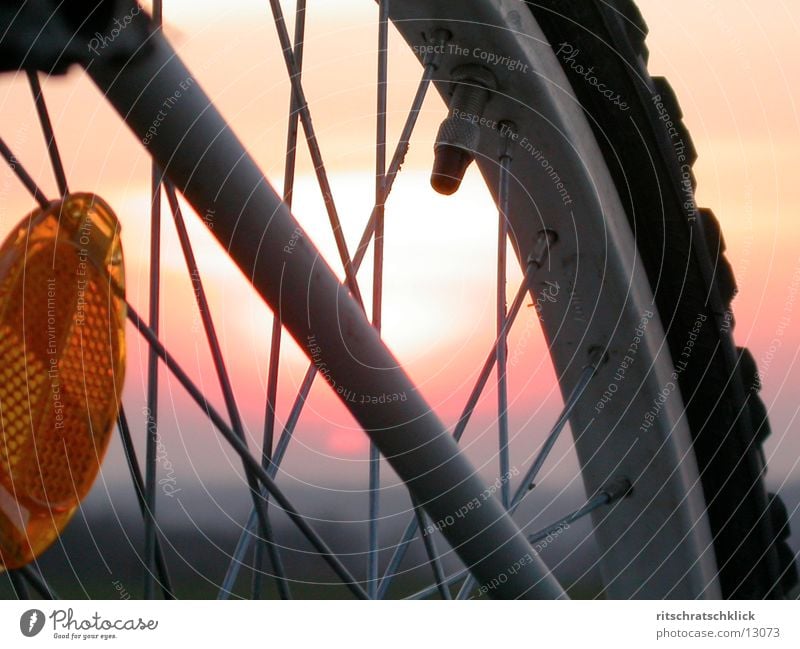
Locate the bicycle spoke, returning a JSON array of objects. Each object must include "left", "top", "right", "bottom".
[
  {"left": 220, "top": 369, "right": 310, "bottom": 598},
  {"left": 408, "top": 482, "right": 631, "bottom": 601},
  {"left": 267, "top": 9, "right": 444, "bottom": 304},
  {"left": 163, "top": 182, "right": 290, "bottom": 600},
  {"left": 352, "top": 43, "right": 443, "bottom": 270},
  {"left": 219, "top": 364, "right": 315, "bottom": 599},
  {"left": 272, "top": 365, "right": 316, "bottom": 471},
  {"left": 252, "top": 316, "right": 287, "bottom": 599},
  {"left": 367, "top": 446, "right": 380, "bottom": 597},
  {"left": 280, "top": 0, "right": 306, "bottom": 212},
  {"left": 251, "top": 0, "right": 308, "bottom": 601},
  {"left": 496, "top": 131, "right": 513, "bottom": 508},
  {"left": 219, "top": 55, "right": 440, "bottom": 594},
  {"left": 455, "top": 353, "right": 603, "bottom": 599},
  {"left": 125, "top": 305, "right": 368, "bottom": 599},
  {"left": 218, "top": 524, "right": 253, "bottom": 599},
  {"left": 377, "top": 263, "right": 539, "bottom": 598},
  {"left": 453, "top": 254, "right": 548, "bottom": 445},
  {"left": 143, "top": 166, "right": 161, "bottom": 600},
  {"left": 266, "top": 0, "right": 362, "bottom": 304},
  {"left": 527, "top": 479, "right": 631, "bottom": 545},
  {"left": 366, "top": 0, "right": 390, "bottom": 600},
  {"left": 117, "top": 406, "right": 174, "bottom": 599},
  {"left": 407, "top": 570, "right": 469, "bottom": 600},
  {"left": 0, "top": 136, "right": 49, "bottom": 208},
  {"left": 142, "top": 0, "right": 164, "bottom": 603},
  {"left": 412, "top": 499, "right": 451, "bottom": 599},
  {"left": 373, "top": 0, "right": 389, "bottom": 333},
  {"left": 509, "top": 356, "right": 602, "bottom": 512},
  {"left": 375, "top": 506, "right": 418, "bottom": 599},
  {"left": 26, "top": 70, "right": 68, "bottom": 196}
]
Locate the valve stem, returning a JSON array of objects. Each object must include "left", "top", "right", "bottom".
[{"left": 431, "top": 64, "right": 496, "bottom": 195}]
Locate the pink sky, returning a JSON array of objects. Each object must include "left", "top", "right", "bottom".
[{"left": 0, "top": 1, "right": 798, "bottom": 493}]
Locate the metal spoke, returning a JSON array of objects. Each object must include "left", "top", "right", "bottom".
[
  {"left": 162, "top": 182, "right": 290, "bottom": 600},
  {"left": 219, "top": 55, "right": 440, "bottom": 595},
  {"left": 377, "top": 265, "right": 536, "bottom": 598},
  {"left": 527, "top": 479, "right": 631, "bottom": 545},
  {"left": 266, "top": 0, "right": 362, "bottom": 303},
  {"left": 26, "top": 70, "right": 68, "bottom": 196},
  {"left": 0, "top": 136, "right": 49, "bottom": 208},
  {"left": 455, "top": 353, "right": 602, "bottom": 599},
  {"left": 142, "top": 0, "right": 165, "bottom": 602},
  {"left": 412, "top": 499, "right": 451, "bottom": 599},
  {"left": 272, "top": 364, "right": 316, "bottom": 471},
  {"left": 352, "top": 44, "right": 443, "bottom": 270},
  {"left": 251, "top": 310, "right": 287, "bottom": 599},
  {"left": 408, "top": 570, "right": 470, "bottom": 600},
  {"left": 408, "top": 481, "right": 630, "bottom": 600},
  {"left": 219, "top": 363, "right": 315, "bottom": 598},
  {"left": 408, "top": 483, "right": 631, "bottom": 600},
  {"left": 125, "top": 304, "right": 368, "bottom": 599},
  {"left": 251, "top": 0, "right": 307, "bottom": 601},
  {"left": 373, "top": 0, "right": 389, "bottom": 332},
  {"left": 453, "top": 265, "right": 544, "bottom": 444},
  {"left": 266, "top": 11, "right": 444, "bottom": 302},
  {"left": 366, "top": 0, "right": 390, "bottom": 600},
  {"left": 367, "top": 449, "right": 381, "bottom": 596},
  {"left": 117, "top": 406, "right": 174, "bottom": 599},
  {"left": 375, "top": 507, "right": 419, "bottom": 599},
  {"left": 218, "top": 525, "right": 254, "bottom": 599},
  {"left": 496, "top": 132, "right": 513, "bottom": 508},
  {"left": 510, "top": 357, "right": 601, "bottom": 512},
  {"left": 142, "top": 165, "right": 161, "bottom": 600}
]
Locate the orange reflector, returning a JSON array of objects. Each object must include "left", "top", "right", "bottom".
[{"left": 0, "top": 193, "right": 125, "bottom": 570}]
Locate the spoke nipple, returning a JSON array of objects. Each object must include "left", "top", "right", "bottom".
[
  {"left": 431, "top": 65, "right": 497, "bottom": 195},
  {"left": 587, "top": 346, "right": 609, "bottom": 372},
  {"left": 498, "top": 120, "right": 517, "bottom": 160},
  {"left": 428, "top": 28, "right": 452, "bottom": 45},
  {"left": 600, "top": 477, "right": 633, "bottom": 503},
  {"left": 526, "top": 229, "right": 558, "bottom": 270},
  {"left": 423, "top": 29, "right": 451, "bottom": 70}
]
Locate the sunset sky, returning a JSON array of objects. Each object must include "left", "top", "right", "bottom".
[{"left": 0, "top": 1, "right": 798, "bottom": 505}]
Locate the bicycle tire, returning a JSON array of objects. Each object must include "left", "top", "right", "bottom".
[{"left": 524, "top": 0, "right": 798, "bottom": 598}]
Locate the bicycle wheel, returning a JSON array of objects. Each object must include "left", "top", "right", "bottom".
[
  {"left": 520, "top": 0, "right": 798, "bottom": 598},
  {"left": 0, "top": 0, "right": 794, "bottom": 599}
]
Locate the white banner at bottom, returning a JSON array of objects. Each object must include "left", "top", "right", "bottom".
[{"left": 1, "top": 600, "right": 796, "bottom": 648}]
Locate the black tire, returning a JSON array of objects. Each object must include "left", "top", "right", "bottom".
[{"left": 525, "top": 0, "right": 797, "bottom": 598}]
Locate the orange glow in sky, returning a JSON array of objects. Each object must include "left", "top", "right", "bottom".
[{"left": 0, "top": 1, "right": 798, "bottom": 490}]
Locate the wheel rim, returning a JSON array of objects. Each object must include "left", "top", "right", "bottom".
[{"left": 385, "top": 0, "right": 719, "bottom": 598}]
